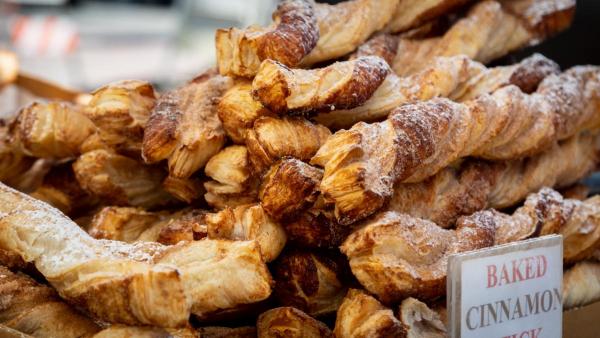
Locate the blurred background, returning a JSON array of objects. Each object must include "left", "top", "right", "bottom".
[{"left": 0, "top": 0, "right": 599, "bottom": 92}]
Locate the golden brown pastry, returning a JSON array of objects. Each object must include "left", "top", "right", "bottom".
[
  {"left": 206, "top": 203, "right": 286, "bottom": 262},
  {"left": 246, "top": 116, "right": 330, "bottom": 172},
  {"left": 217, "top": 81, "right": 275, "bottom": 144},
  {"left": 341, "top": 211, "right": 495, "bottom": 302},
  {"left": 142, "top": 71, "right": 232, "bottom": 178},
  {"left": 462, "top": 187, "right": 600, "bottom": 263},
  {"left": 333, "top": 289, "right": 403, "bottom": 338},
  {"left": 259, "top": 158, "right": 322, "bottom": 221},
  {"left": 299, "top": 0, "right": 398, "bottom": 66},
  {"left": 0, "top": 265, "right": 101, "bottom": 338},
  {"left": 203, "top": 145, "right": 258, "bottom": 210},
  {"left": 216, "top": 0, "right": 318, "bottom": 77},
  {"left": 313, "top": 66, "right": 600, "bottom": 224},
  {"left": 563, "top": 261, "right": 600, "bottom": 310},
  {"left": 385, "top": 0, "right": 471, "bottom": 33},
  {"left": 0, "top": 122, "right": 35, "bottom": 189},
  {"left": 11, "top": 101, "right": 96, "bottom": 159},
  {"left": 84, "top": 80, "right": 156, "bottom": 155},
  {"left": 560, "top": 184, "right": 590, "bottom": 200},
  {"left": 256, "top": 307, "right": 332, "bottom": 338},
  {"left": 315, "top": 53, "right": 558, "bottom": 130},
  {"left": 398, "top": 297, "right": 447, "bottom": 338},
  {"left": 88, "top": 207, "right": 207, "bottom": 245},
  {"left": 273, "top": 249, "right": 349, "bottom": 316},
  {"left": 252, "top": 56, "right": 390, "bottom": 114},
  {"left": 350, "top": 33, "right": 401, "bottom": 66},
  {"left": 162, "top": 175, "right": 204, "bottom": 204},
  {"left": 390, "top": 132, "right": 598, "bottom": 227},
  {"left": 283, "top": 205, "right": 348, "bottom": 249},
  {"left": 392, "top": 0, "right": 575, "bottom": 76},
  {"left": 0, "top": 183, "right": 272, "bottom": 326},
  {"left": 29, "top": 163, "right": 97, "bottom": 216},
  {"left": 73, "top": 149, "right": 174, "bottom": 208}
]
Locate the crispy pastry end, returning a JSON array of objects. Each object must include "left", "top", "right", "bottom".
[{"left": 257, "top": 307, "right": 332, "bottom": 338}]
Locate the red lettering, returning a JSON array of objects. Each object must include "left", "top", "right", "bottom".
[
  {"left": 537, "top": 256, "right": 547, "bottom": 277},
  {"left": 487, "top": 265, "right": 498, "bottom": 288},
  {"left": 511, "top": 259, "right": 524, "bottom": 282},
  {"left": 500, "top": 264, "right": 510, "bottom": 286},
  {"left": 524, "top": 257, "right": 535, "bottom": 279},
  {"left": 519, "top": 332, "right": 530, "bottom": 338}
]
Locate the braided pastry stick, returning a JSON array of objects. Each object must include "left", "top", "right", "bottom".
[
  {"left": 0, "top": 265, "right": 101, "bottom": 338},
  {"left": 385, "top": 0, "right": 471, "bottom": 33},
  {"left": 313, "top": 66, "right": 600, "bottom": 224},
  {"left": 142, "top": 71, "right": 232, "bottom": 178},
  {"left": 343, "top": 187, "right": 600, "bottom": 302},
  {"left": 390, "top": 132, "right": 598, "bottom": 227},
  {"left": 315, "top": 53, "right": 558, "bottom": 129},
  {"left": 392, "top": 0, "right": 575, "bottom": 76},
  {"left": 253, "top": 56, "right": 390, "bottom": 115},
  {"left": 0, "top": 183, "right": 272, "bottom": 326},
  {"left": 216, "top": 0, "right": 318, "bottom": 77}
]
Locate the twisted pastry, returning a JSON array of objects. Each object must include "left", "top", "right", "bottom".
[
  {"left": 246, "top": 116, "right": 330, "bottom": 172},
  {"left": 73, "top": 149, "right": 175, "bottom": 209},
  {"left": 313, "top": 66, "right": 600, "bottom": 224},
  {"left": 203, "top": 145, "right": 258, "bottom": 210},
  {"left": 161, "top": 175, "right": 204, "bottom": 204},
  {"left": 0, "top": 122, "right": 35, "bottom": 189},
  {"left": 253, "top": 56, "right": 390, "bottom": 115},
  {"left": 206, "top": 203, "right": 286, "bottom": 262},
  {"left": 0, "top": 183, "right": 272, "bottom": 326},
  {"left": 257, "top": 307, "right": 332, "bottom": 338},
  {"left": 142, "top": 71, "right": 232, "bottom": 178},
  {"left": 343, "top": 187, "right": 600, "bottom": 302},
  {"left": 392, "top": 0, "right": 575, "bottom": 76},
  {"left": 84, "top": 80, "right": 156, "bottom": 155},
  {"left": 390, "top": 132, "right": 598, "bottom": 227},
  {"left": 341, "top": 211, "right": 495, "bottom": 303},
  {"left": 272, "top": 249, "right": 349, "bottom": 317},
  {"left": 215, "top": 0, "right": 318, "bottom": 78},
  {"left": 399, "top": 297, "right": 447, "bottom": 338},
  {"left": 314, "top": 53, "right": 558, "bottom": 129},
  {"left": 334, "top": 289, "right": 403, "bottom": 338},
  {"left": 0, "top": 265, "right": 101, "bottom": 338}
]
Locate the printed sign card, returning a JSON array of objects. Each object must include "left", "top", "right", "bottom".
[{"left": 448, "top": 235, "right": 563, "bottom": 338}]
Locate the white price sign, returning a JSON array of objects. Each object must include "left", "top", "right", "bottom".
[{"left": 448, "top": 235, "right": 563, "bottom": 338}]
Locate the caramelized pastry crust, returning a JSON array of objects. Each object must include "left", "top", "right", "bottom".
[
  {"left": 398, "top": 298, "right": 447, "bottom": 338},
  {"left": 563, "top": 261, "right": 600, "bottom": 310},
  {"left": 142, "top": 71, "right": 232, "bottom": 178},
  {"left": 385, "top": 0, "right": 471, "bottom": 33},
  {"left": 313, "top": 66, "right": 600, "bottom": 224},
  {"left": 257, "top": 307, "right": 332, "bottom": 338},
  {"left": 334, "top": 289, "right": 404, "bottom": 338},
  {"left": 162, "top": 175, "right": 204, "bottom": 204},
  {"left": 216, "top": 0, "right": 318, "bottom": 77},
  {"left": 252, "top": 56, "right": 389, "bottom": 114},
  {"left": 259, "top": 158, "right": 322, "bottom": 221},
  {"left": 273, "top": 249, "right": 349, "bottom": 316},
  {"left": 283, "top": 206, "right": 348, "bottom": 249}
]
